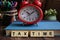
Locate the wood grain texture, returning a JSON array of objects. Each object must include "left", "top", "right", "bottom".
[{"left": 0, "top": 37, "right": 60, "bottom": 40}]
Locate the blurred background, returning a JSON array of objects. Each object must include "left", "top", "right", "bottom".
[
  {"left": 0, "top": 0, "right": 60, "bottom": 26},
  {"left": 0, "top": 0, "right": 60, "bottom": 40}
]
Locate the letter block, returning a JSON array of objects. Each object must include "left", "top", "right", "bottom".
[{"left": 11, "top": 31, "right": 28, "bottom": 37}]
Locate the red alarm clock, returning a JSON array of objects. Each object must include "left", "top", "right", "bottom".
[{"left": 18, "top": 0, "right": 43, "bottom": 24}]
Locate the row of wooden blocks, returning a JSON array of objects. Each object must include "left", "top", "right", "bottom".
[{"left": 6, "top": 30, "right": 54, "bottom": 37}]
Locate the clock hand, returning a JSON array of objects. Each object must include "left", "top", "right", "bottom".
[
  {"left": 26, "top": 11, "right": 35, "bottom": 17},
  {"left": 29, "top": 11, "right": 35, "bottom": 16},
  {"left": 26, "top": 11, "right": 30, "bottom": 15},
  {"left": 25, "top": 11, "right": 30, "bottom": 17},
  {"left": 31, "top": 11, "right": 35, "bottom": 14}
]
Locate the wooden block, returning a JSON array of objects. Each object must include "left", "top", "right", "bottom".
[
  {"left": 48, "top": 31, "right": 54, "bottom": 37},
  {"left": 6, "top": 30, "right": 11, "bottom": 36},
  {"left": 11, "top": 31, "right": 28, "bottom": 37},
  {"left": 30, "top": 31, "right": 54, "bottom": 37},
  {"left": 6, "top": 30, "right": 54, "bottom": 37},
  {"left": 42, "top": 31, "right": 54, "bottom": 37},
  {"left": 30, "top": 31, "right": 42, "bottom": 37}
]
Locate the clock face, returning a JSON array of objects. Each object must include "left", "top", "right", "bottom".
[
  {"left": 18, "top": 4, "right": 43, "bottom": 24},
  {"left": 19, "top": 6, "right": 40, "bottom": 22}
]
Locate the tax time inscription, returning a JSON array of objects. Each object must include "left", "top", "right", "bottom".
[{"left": 6, "top": 31, "right": 54, "bottom": 37}]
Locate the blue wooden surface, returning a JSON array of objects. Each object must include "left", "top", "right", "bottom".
[{"left": 5, "top": 21, "right": 60, "bottom": 30}]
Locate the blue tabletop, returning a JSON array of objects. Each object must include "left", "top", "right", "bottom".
[{"left": 5, "top": 21, "right": 60, "bottom": 30}]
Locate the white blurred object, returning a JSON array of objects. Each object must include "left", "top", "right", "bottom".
[
  {"left": 0, "top": 13, "right": 1, "bottom": 16},
  {"left": 0, "top": 13, "right": 2, "bottom": 18}
]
